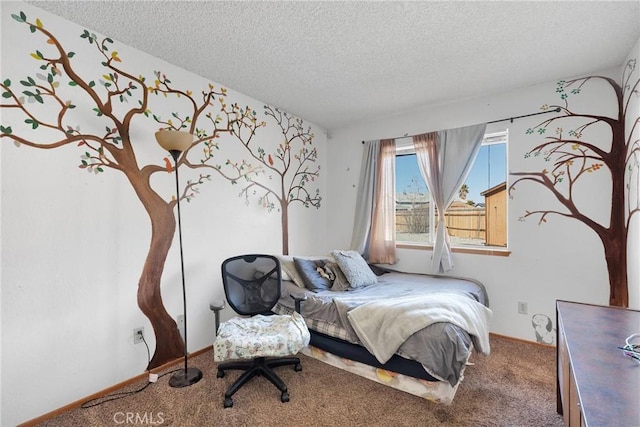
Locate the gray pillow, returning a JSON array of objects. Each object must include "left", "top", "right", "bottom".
[
  {"left": 293, "top": 257, "right": 333, "bottom": 291},
  {"left": 331, "top": 250, "right": 377, "bottom": 288},
  {"left": 276, "top": 255, "right": 328, "bottom": 288},
  {"left": 324, "top": 262, "right": 350, "bottom": 291}
]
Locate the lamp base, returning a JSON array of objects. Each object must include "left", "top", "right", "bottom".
[{"left": 169, "top": 367, "right": 203, "bottom": 388}]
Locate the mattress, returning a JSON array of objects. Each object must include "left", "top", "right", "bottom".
[{"left": 274, "top": 270, "right": 489, "bottom": 386}]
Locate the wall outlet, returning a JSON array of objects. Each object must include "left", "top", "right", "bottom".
[
  {"left": 517, "top": 301, "right": 528, "bottom": 315},
  {"left": 134, "top": 327, "right": 144, "bottom": 344}
]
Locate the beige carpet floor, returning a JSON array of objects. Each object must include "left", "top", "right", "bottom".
[{"left": 38, "top": 335, "right": 563, "bottom": 426}]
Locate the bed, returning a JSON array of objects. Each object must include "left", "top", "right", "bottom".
[{"left": 271, "top": 251, "right": 492, "bottom": 404}]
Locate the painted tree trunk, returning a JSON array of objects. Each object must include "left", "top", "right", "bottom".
[
  {"left": 137, "top": 202, "right": 184, "bottom": 369},
  {"left": 125, "top": 163, "right": 184, "bottom": 369},
  {"left": 604, "top": 117, "right": 629, "bottom": 307},
  {"left": 602, "top": 234, "right": 628, "bottom": 307},
  {"left": 281, "top": 198, "right": 289, "bottom": 255}
]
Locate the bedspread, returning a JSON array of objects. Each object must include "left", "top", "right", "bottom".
[
  {"left": 345, "top": 292, "right": 492, "bottom": 364},
  {"left": 275, "top": 271, "right": 490, "bottom": 386}
]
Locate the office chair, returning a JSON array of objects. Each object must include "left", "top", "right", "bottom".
[{"left": 212, "top": 254, "right": 310, "bottom": 408}]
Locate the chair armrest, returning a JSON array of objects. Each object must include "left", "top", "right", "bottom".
[
  {"left": 290, "top": 293, "right": 307, "bottom": 314},
  {"left": 210, "top": 300, "right": 225, "bottom": 312},
  {"left": 210, "top": 300, "right": 225, "bottom": 335}
]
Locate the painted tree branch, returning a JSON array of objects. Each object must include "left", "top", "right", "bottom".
[
  {"left": 0, "top": 11, "right": 275, "bottom": 368},
  {"left": 509, "top": 60, "right": 639, "bottom": 307},
  {"left": 209, "top": 104, "right": 322, "bottom": 254}
]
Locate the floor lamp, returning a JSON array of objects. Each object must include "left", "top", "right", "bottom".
[{"left": 155, "top": 129, "right": 203, "bottom": 388}]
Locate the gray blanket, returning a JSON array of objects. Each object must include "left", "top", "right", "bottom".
[
  {"left": 276, "top": 271, "right": 490, "bottom": 386},
  {"left": 346, "top": 292, "right": 492, "bottom": 363}
]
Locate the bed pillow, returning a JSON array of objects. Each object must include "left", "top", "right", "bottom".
[
  {"left": 331, "top": 250, "right": 378, "bottom": 288},
  {"left": 324, "top": 262, "right": 351, "bottom": 291},
  {"left": 368, "top": 263, "right": 390, "bottom": 276},
  {"left": 293, "top": 257, "right": 333, "bottom": 291},
  {"left": 276, "top": 255, "right": 306, "bottom": 288},
  {"left": 277, "top": 255, "right": 331, "bottom": 288}
]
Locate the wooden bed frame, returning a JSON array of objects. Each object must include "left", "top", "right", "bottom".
[{"left": 300, "top": 331, "right": 466, "bottom": 404}]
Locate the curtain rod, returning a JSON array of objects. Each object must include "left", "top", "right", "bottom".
[{"left": 361, "top": 107, "right": 561, "bottom": 144}]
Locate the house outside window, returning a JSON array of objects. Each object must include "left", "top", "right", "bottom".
[{"left": 395, "top": 131, "right": 508, "bottom": 248}]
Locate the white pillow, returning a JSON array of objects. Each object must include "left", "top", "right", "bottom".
[{"left": 330, "top": 250, "right": 377, "bottom": 288}]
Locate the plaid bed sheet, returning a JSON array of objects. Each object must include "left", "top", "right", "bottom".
[{"left": 272, "top": 302, "right": 353, "bottom": 342}]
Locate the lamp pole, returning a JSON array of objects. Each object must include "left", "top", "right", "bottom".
[{"left": 155, "top": 130, "right": 203, "bottom": 388}]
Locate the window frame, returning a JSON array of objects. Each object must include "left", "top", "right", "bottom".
[{"left": 394, "top": 130, "right": 510, "bottom": 255}]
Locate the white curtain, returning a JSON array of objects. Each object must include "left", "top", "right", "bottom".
[
  {"left": 413, "top": 123, "right": 487, "bottom": 273},
  {"left": 351, "top": 141, "right": 379, "bottom": 255},
  {"left": 350, "top": 139, "right": 397, "bottom": 264}
]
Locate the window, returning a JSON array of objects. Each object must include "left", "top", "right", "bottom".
[{"left": 395, "top": 131, "right": 508, "bottom": 248}]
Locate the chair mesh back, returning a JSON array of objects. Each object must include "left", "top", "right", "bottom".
[{"left": 221, "top": 254, "right": 282, "bottom": 316}]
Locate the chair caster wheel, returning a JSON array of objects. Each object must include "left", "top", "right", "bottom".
[
  {"left": 294, "top": 363, "right": 302, "bottom": 372},
  {"left": 224, "top": 397, "right": 233, "bottom": 408},
  {"left": 281, "top": 392, "right": 290, "bottom": 403},
  {"left": 217, "top": 370, "right": 225, "bottom": 378}
]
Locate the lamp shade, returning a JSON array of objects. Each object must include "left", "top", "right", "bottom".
[{"left": 155, "top": 130, "right": 193, "bottom": 153}]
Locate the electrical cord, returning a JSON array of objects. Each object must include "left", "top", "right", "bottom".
[
  {"left": 81, "top": 332, "right": 181, "bottom": 409},
  {"left": 618, "top": 332, "right": 640, "bottom": 363},
  {"left": 143, "top": 331, "right": 151, "bottom": 367}
]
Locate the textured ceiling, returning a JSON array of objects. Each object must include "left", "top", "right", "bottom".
[{"left": 24, "top": 1, "right": 640, "bottom": 131}]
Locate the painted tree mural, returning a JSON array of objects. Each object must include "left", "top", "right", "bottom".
[
  {"left": 509, "top": 59, "right": 639, "bottom": 308},
  {"left": 234, "top": 105, "right": 321, "bottom": 255},
  {"left": 1, "top": 11, "right": 318, "bottom": 368}
]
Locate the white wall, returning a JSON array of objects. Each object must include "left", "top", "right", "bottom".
[
  {"left": 326, "top": 67, "right": 625, "bottom": 343},
  {"left": 2, "top": 3, "right": 638, "bottom": 424},
  {"left": 625, "top": 37, "right": 640, "bottom": 310},
  {"left": 0, "top": 3, "right": 327, "bottom": 425}
]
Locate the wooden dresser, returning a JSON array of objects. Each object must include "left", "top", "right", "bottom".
[{"left": 556, "top": 300, "right": 640, "bottom": 426}]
